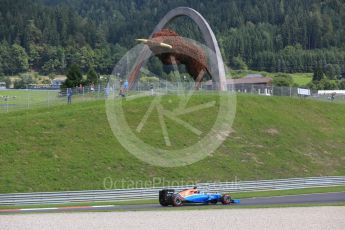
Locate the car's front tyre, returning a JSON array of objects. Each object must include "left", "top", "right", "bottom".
[{"left": 221, "top": 195, "right": 231, "bottom": 205}]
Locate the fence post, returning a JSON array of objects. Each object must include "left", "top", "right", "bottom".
[
  {"left": 290, "top": 87, "right": 292, "bottom": 97},
  {"left": 27, "top": 89, "right": 30, "bottom": 109}
]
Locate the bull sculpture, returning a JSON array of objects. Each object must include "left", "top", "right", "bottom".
[{"left": 131, "top": 29, "right": 211, "bottom": 89}]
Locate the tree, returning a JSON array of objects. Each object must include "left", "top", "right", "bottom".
[
  {"left": 63, "top": 64, "right": 83, "bottom": 88},
  {"left": 13, "top": 74, "right": 36, "bottom": 89},
  {"left": 86, "top": 68, "right": 99, "bottom": 85},
  {"left": 42, "top": 59, "right": 60, "bottom": 75},
  {"left": 0, "top": 63, "right": 3, "bottom": 77},
  {"left": 10, "top": 44, "right": 29, "bottom": 74},
  {"left": 5, "top": 77, "right": 11, "bottom": 88},
  {"left": 312, "top": 66, "right": 324, "bottom": 82},
  {"left": 230, "top": 56, "right": 248, "bottom": 70},
  {"left": 1, "top": 0, "right": 345, "bottom": 75},
  {"left": 323, "top": 64, "right": 341, "bottom": 80},
  {"left": 48, "top": 73, "right": 56, "bottom": 81},
  {"left": 23, "top": 20, "right": 42, "bottom": 49}
]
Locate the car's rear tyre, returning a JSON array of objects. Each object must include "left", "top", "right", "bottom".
[
  {"left": 159, "top": 201, "right": 169, "bottom": 206},
  {"left": 172, "top": 194, "right": 183, "bottom": 207},
  {"left": 159, "top": 189, "right": 174, "bottom": 206},
  {"left": 221, "top": 195, "right": 231, "bottom": 205}
]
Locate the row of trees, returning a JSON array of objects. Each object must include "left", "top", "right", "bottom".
[
  {"left": 62, "top": 65, "right": 105, "bottom": 88},
  {"left": 0, "top": 40, "right": 126, "bottom": 76},
  {"left": 0, "top": 0, "right": 344, "bottom": 80},
  {"left": 249, "top": 45, "right": 345, "bottom": 77},
  {"left": 271, "top": 73, "right": 345, "bottom": 90}
]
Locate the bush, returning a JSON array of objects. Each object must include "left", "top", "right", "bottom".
[
  {"left": 272, "top": 74, "right": 293, "bottom": 87},
  {"left": 315, "top": 79, "right": 339, "bottom": 90},
  {"left": 339, "top": 80, "right": 345, "bottom": 90},
  {"left": 13, "top": 74, "right": 36, "bottom": 89},
  {"left": 140, "top": 76, "right": 159, "bottom": 84},
  {"left": 323, "top": 64, "right": 341, "bottom": 80},
  {"left": 306, "top": 81, "right": 318, "bottom": 90}
]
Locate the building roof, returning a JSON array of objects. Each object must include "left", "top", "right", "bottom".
[
  {"left": 244, "top": 74, "right": 263, "bottom": 78},
  {"left": 231, "top": 77, "right": 272, "bottom": 84},
  {"left": 204, "top": 77, "right": 272, "bottom": 85}
]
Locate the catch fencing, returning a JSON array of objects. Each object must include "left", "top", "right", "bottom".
[
  {"left": 1, "top": 81, "right": 344, "bottom": 113},
  {"left": 0, "top": 85, "right": 107, "bottom": 113},
  {"left": 0, "top": 176, "right": 344, "bottom": 205}
]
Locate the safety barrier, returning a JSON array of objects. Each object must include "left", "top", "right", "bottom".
[{"left": 0, "top": 176, "right": 344, "bottom": 205}]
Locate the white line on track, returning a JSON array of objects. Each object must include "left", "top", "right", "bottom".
[
  {"left": 245, "top": 191, "right": 345, "bottom": 199},
  {"left": 20, "top": 208, "right": 58, "bottom": 211}
]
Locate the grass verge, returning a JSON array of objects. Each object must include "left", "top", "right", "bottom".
[{"left": 1, "top": 93, "right": 344, "bottom": 193}]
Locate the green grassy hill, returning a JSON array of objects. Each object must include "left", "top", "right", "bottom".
[{"left": 0, "top": 94, "right": 344, "bottom": 193}]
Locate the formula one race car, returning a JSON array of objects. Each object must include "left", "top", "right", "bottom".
[{"left": 159, "top": 187, "right": 239, "bottom": 207}]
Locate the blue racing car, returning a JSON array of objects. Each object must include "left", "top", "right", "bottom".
[{"left": 159, "top": 187, "right": 239, "bottom": 206}]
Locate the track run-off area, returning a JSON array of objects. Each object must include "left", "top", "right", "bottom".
[
  {"left": 0, "top": 192, "right": 344, "bottom": 214},
  {"left": 1, "top": 206, "right": 344, "bottom": 230}
]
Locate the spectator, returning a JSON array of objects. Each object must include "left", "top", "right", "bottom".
[
  {"left": 79, "top": 83, "right": 83, "bottom": 94},
  {"left": 105, "top": 83, "right": 110, "bottom": 98},
  {"left": 119, "top": 87, "right": 125, "bottom": 98},
  {"left": 124, "top": 80, "right": 129, "bottom": 90},
  {"left": 150, "top": 83, "right": 154, "bottom": 96},
  {"left": 67, "top": 88, "right": 73, "bottom": 104}
]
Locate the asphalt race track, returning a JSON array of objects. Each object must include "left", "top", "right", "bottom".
[{"left": 1, "top": 192, "right": 344, "bottom": 214}]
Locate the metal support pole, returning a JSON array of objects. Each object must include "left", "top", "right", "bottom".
[
  {"left": 27, "top": 88, "right": 30, "bottom": 109},
  {"left": 290, "top": 87, "right": 292, "bottom": 97}
]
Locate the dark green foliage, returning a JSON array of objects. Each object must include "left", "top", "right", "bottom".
[
  {"left": 0, "top": 0, "right": 344, "bottom": 75},
  {"left": 0, "top": 76, "right": 11, "bottom": 88},
  {"left": 0, "top": 42, "right": 29, "bottom": 75},
  {"left": 323, "top": 64, "right": 342, "bottom": 80},
  {"left": 307, "top": 78, "right": 344, "bottom": 90},
  {"left": 63, "top": 64, "right": 82, "bottom": 88},
  {"left": 272, "top": 74, "right": 293, "bottom": 87},
  {"left": 5, "top": 77, "right": 11, "bottom": 88},
  {"left": 340, "top": 80, "right": 345, "bottom": 90},
  {"left": 230, "top": 56, "right": 248, "bottom": 70},
  {"left": 86, "top": 68, "right": 99, "bottom": 85},
  {"left": 313, "top": 66, "right": 325, "bottom": 81},
  {"left": 317, "top": 79, "right": 340, "bottom": 90}
]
